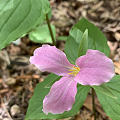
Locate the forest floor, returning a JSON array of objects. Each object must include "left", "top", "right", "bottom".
[{"left": 0, "top": 0, "right": 120, "bottom": 120}]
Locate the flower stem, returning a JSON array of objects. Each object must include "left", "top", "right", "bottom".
[
  {"left": 46, "top": 14, "right": 56, "bottom": 45},
  {"left": 92, "top": 88, "right": 96, "bottom": 120}
]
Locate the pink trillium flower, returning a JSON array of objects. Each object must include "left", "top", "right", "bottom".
[{"left": 30, "top": 45, "right": 115, "bottom": 115}]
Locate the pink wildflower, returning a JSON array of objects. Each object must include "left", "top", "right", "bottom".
[{"left": 30, "top": 45, "right": 115, "bottom": 115}]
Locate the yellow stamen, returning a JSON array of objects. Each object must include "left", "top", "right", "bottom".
[{"left": 68, "top": 66, "right": 80, "bottom": 76}]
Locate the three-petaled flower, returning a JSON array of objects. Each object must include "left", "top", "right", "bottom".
[{"left": 30, "top": 45, "right": 115, "bottom": 115}]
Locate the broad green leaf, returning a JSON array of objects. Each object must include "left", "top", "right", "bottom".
[
  {"left": 94, "top": 75, "right": 120, "bottom": 120},
  {"left": 29, "top": 24, "right": 56, "bottom": 43},
  {"left": 0, "top": 0, "right": 51, "bottom": 50},
  {"left": 93, "top": 85, "right": 117, "bottom": 100},
  {"left": 57, "top": 36, "right": 67, "bottom": 41},
  {"left": 78, "top": 29, "right": 88, "bottom": 57},
  {"left": 64, "top": 36, "right": 79, "bottom": 64},
  {"left": 0, "top": 0, "right": 13, "bottom": 15},
  {"left": 69, "top": 27, "right": 83, "bottom": 43},
  {"left": 64, "top": 28, "right": 88, "bottom": 64},
  {"left": 26, "top": 73, "right": 90, "bottom": 119},
  {"left": 74, "top": 18, "right": 110, "bottom": 56},
  {"left": 65, "top": 18, "right": 110, "bottom": 64},
  {"left": 64, "top": 28, "right": 83, "bottom": 64}
]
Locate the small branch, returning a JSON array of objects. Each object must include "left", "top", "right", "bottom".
[
  {"left": 46, "top": 14, "right": 56, "bottom": 45},
  {"left": 92, "top": 88, "right": 97, "bottom": 120}
]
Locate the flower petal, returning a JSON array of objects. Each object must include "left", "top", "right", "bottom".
[
  {"left": 30, "top": 45, "right": 73, "bottom": 76},
  {"left": 43, "top": 76, "right": 77, "bottom": 114},
  {"left": 75, "top": 49, "right": 115, "bottom": 85}
]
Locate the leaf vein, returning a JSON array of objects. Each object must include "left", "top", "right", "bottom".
[
  {"left": 5, "top": 0, "right": 32, "bottom": 42},
  {"left": 0, "top": 0, "right": 21, "bottom": 31}
]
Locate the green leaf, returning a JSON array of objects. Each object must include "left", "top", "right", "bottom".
[
  {"left": 0, "top": 0, "right": 13, "bottom": 15},
  {"left": 64, "top": 18, "right": 110, "bottom": 64},
  {"left": 93, "top": 85, "right": 117, "bottom": 100},
  {"left": 64, "top": 36, "right": 79, "bottom": 64},
  {"left": 78, "top": 29, "right": 88, "bottom": 57},
  {"left": 74, "top": 18, "right": 110, "bottom": 56},
  {"left": 57, "top": 36, "right": 67, "bottom": 41},
  {"left": 29, "top": 24, "right": 56, "bottom": 43},
  {"left": 64, "top": 28, "right": 83, "bottom": 64},
  {"left": 0, "top": 0, "right": 51, "bottom": 50},
  {"left": 94, "top": 75, "right": 120, "bottom": 120},
  {"left": 69, "top": 27, "right": 83, "bottom": 43},
  {"left": 64, "top": 28, "right": 88, "bottom": 64},
  {"left": 25, "top": 74, "right": 90, "bottom": 119}
]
